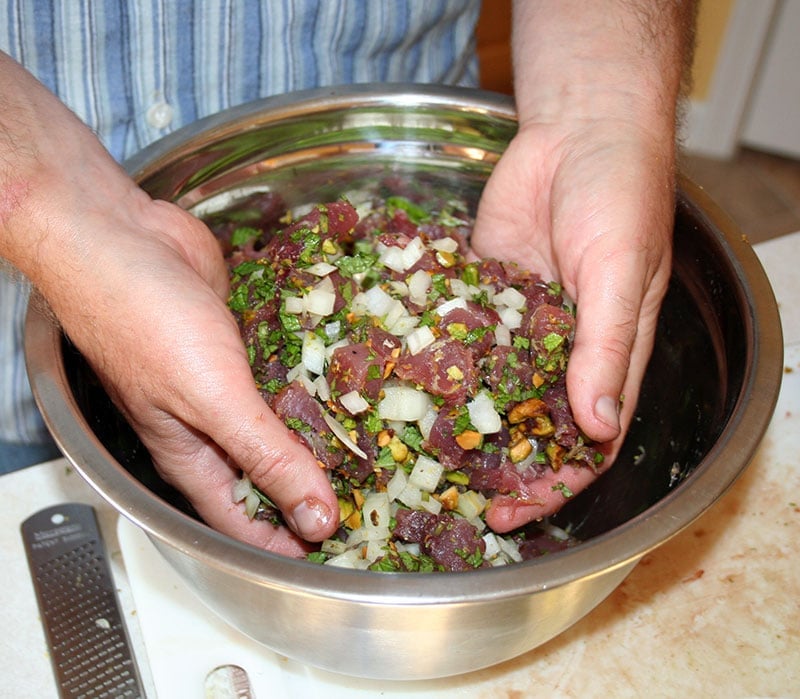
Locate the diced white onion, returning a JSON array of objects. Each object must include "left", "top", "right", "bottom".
[
  {"left": 377, "top": 386, "right": 433, "bottom": 422},
  {"left": 417, "top": 406, "right": 438, "bottom": 441},
  {"left": 305, "top": 278, "right": 336, "bottom": 316},
  {"left": 325, "top": 339, "right": 349, "bottom": 361},
  {"left": 378, "top": 244, "right": 408, "bottom": 273},
  {"left": 324, "top": 320, "right": 341, "bottom": 341},
  {"left": 321, "top": 539, "right": 348, "bottom": 555},
  {"left": 387, "top": 314, "right": 420, "bottom": 337},
  {"left": 540, "top": 521, "right": 573, "bottom": 541},
  {"left": 345, "top": 527, "right": 367, "bottom": 547},
  {"left": 482, "top": 532, "right": 502, "bottom": 559},
  {"left": 435, "top": 296, "right": 468, "bottom": 316},
  {"left": 497, "top": 535, "right": 523, "bottom": 563},
  {"left": 286, "top": 362, "right": 309, "bottom": 384},
  {"left": 449, "top": 278, "right": 481, "bottom": 300},
  {"left": 407, "top": 269, "right": 431, "bottom": 306},
  {"left": 401, "top": 236, "right": 425, "bottom": 270},
  {"left": 313, "top": 375, "right": 331, "bottom": 402},
  {"left": 388, "top": 280, "right": 409, "bottom": 297},
  {"left": 296, "top": 373, "right": 317, "bottom": 397},
  {"left": 363, "top": 285, "right": 395, "bottom": 317},
  {"left": 514, "top": 442, "right": 539, "bottom": 473},
  {"left": 232, "top": 475, "right": 252, "bottom": 503},
  {"left": 382, "top": 299, "right": 407, "bottom": 332},
  {"left": 301, "top": 331, "right": 326, "bottom": 375},
  {"left": 395, "top": 541, "right": 420, "bottom": 557},
  {"left": 305, "top": 261, "right": 337, "bottom": 277},
  {"left": 386, "top": 467, "right": 408, "bottom": 502},
  {"left": 362, "top": 492, "right": 391, "bottom": 531},
  {"left": 396, "top": 482, "right": 423, "bottom": 509},
  {"left": 467, "top": 391, "right": 502, "bottom": 434},
  {"left": 244, "top": 491, "right": 261, "bottom": 519},
  {"left": 498, "top": 306, "right": 522, "bottom": 330},
  {"left": 365, "top": 539, "right": 387, "bottom": 563},
  {"left": 428, "top": 236, "right": 459, "bottom": 253},
  {"left": 339, "top": 390, "right": 370, "bottom": 415},
  {"left": 406, "top": 325, "right": 436, "bottom": 355},
  {"left": 325, "top": 548, "right": 368, "bottom": 569},
  {"left": 492, "top": 286, "right": 527, "bottom": 310},
  {"left": 419, "top": 495, "right": 442, "bottom": 515},
  {"left": 322, "top": 411, "right": 367, "bottom": 459},
  {"left": 284, "top": 296, "right": 305, "bottom": 314},
  {"left": 409, "top": 454, "right": 444, "bottom": 492},
  {"left": 349, "top": 291, "right": 368, "bottom": 315},
  {"left": 495, "top": 324, "right": 512, "bottom": 346},
  {"left": 456, "top": 490, "right": 487, "bottom": 520}
]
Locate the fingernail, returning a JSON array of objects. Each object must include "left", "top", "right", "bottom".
[
  {"left": 287, "top": 498, "right": 334, "bottom": 539},
  {"left": 594, "top": 395, "right": 621, "bottom": 432}
]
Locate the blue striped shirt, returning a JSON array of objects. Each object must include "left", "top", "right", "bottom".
[{"left": 0, "top": 0, "right": 481, "bottom": 443}]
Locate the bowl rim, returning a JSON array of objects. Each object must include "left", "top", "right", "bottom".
[{"left": 25, "top": 84, "right": 784, "bottom": 605}]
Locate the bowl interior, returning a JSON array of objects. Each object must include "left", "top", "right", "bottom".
[{"left": 57, "top": 87, "right": 756, "bottom": 546}]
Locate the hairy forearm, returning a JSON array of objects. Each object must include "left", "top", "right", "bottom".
[
  {"left": 511, "top": 0, "right": 698, "bottom": 132},
  {"left": 0, "top": 52, "right": 81, "bottom": 278},
  {"left": 0, "top": 52, "right": 143, "bottom": 301}
]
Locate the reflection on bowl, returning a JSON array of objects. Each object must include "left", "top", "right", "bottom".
[{"left": 25, "top": 85, "right": 783, "bottom": 680}]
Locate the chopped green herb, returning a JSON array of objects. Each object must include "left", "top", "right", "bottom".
[
  {"left": 430, "top": 273, "right": 449, "bottom": 299},
  {"left": 362, "top": 411, "right": 384, "bottom": 435},
  {"left": 542, "top": 332, "right": 565, "bottom": 352},
  {"left": 230, "top": 226, "right": 262, "bottom": 247},
  {"left": 262, "top": 377, "right": 286, "bottom": 394},
  {"left": 228, "top": 283, "right": 252, "bottom": 313},
  {"left": 512, "top": 336, "right": 531, "bottom": 350},
  {"left": 386, "top": 195, "right": 430, "bottom": 224},
  {"left": 456, "top": 548, "right": 484, "bottom": 568},
  {"left": 400, "top": 424, "right": 425, "bottom": 452},
  {"left": 461, "top": 262, "right": 479, "bottom": 287},
  {"left": 452, "top": 407, "right": 474, "bottom": 436},
  {"left": 551, "top": 481, "right": 574, "bottom": 498},
  {"left": 465, "top": 325, "right": 494, "bottom": 345},
  {"left": 285, "top": 417, "right": 312, "bottom": 433},
  {"left": 445, "top": 470, "right": 470, "bottom": 485},
  {"left": 336, "top": 251, "right": 378, "bottom": 278},
  {"left": 375, "top": 447, "right": 397, "bottom": 468}
]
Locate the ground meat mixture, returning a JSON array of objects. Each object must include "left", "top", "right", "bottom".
[{"left": 220, "top": 195, "right": 600, "bottom": 572}]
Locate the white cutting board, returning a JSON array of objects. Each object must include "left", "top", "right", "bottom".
[{"left": 118, "top": 517, "right": 506, "bottom": 698}]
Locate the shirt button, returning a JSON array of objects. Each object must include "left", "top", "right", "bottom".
[{"left": 146, "top": 101, "right": 174, "bottom": 129}]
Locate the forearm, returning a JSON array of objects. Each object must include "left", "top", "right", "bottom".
[
  {"left": 0, "top": 53, "right": 132, "bottom": 288},
  {"left": 511, "top": 0, "right": 697, "bottom": 136}
]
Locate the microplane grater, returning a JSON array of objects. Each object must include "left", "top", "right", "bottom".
[{"left": 21, "top": 503, "right": 145, "bottom": 699}]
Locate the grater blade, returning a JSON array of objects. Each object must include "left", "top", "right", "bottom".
[{"left": 21, "top": 503, "right": 145, "bottom": 699}]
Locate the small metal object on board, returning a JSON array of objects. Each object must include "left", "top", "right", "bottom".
[
  {"left": 204, "top": 664, "right": 256, "bottom": 699},
  {"left": 21, "top": 503, "right": 145, "bottom": 698}
]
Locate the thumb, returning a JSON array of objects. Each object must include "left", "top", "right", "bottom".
[
  {"left": 565, "top": 243, "right": 669, "bottom": 446},
  {"left": 208, "top": 385, "right": 340, "bottom": 542}
]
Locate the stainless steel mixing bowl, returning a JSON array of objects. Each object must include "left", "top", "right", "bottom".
[{"left": 25, "top": 85, "right": 783, "bottom": 680}]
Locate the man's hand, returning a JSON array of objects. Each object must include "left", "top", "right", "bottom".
[
  {"left": 1, "top": 53, "right": 338, "bottom": 554},
  {"left": 470, "top": 0, "right": 696, "bottom": 531}
]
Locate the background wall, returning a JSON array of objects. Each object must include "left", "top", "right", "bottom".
[
  {"left": 477, "top": 1, "right": 796, "bottom": 161},
  {"left": 476, "top": 0, "right": 513, "bottom": 95},
  {"left": 476, "top": 1, "right": 738, "bottom": 100},
  {"left": 691, "top": 0, "right": 735, "bottom": 101}
]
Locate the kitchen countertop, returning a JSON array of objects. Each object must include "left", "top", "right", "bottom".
[{"left": 2, "top": 232, "right": 799, "bottom": 699}]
